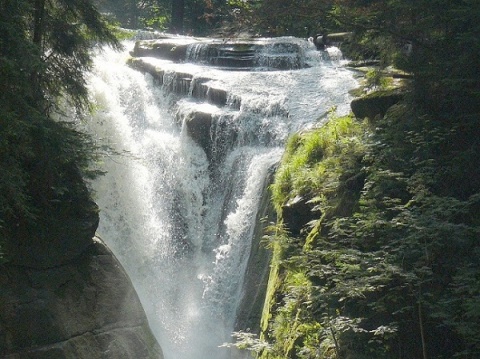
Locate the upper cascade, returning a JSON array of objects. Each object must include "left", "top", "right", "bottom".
[{"left": 130, "top": 34, "right": 310, "bottom": 70}]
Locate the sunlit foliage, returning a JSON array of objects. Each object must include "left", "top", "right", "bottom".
[{"left": 257, "top": 104, "right": 480, "bottom": 359}]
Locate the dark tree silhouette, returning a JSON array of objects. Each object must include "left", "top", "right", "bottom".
[{"left": 170, "top": 0, "right": 185, "bottom": 33}]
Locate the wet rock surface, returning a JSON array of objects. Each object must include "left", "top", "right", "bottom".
[{"left": 130, "top": 35, "right": 307, "bottom": 70}]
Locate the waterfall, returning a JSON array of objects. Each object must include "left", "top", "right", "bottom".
[{"left": 85, "top": 37, "right": 357, "bottom": 359}]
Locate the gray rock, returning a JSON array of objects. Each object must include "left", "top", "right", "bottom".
[
  {"left": 235, "top": 167, "right": 276, "bottom": 333},
  {"left": 0, "top": 237, "right": 163, "bottom": 359}
]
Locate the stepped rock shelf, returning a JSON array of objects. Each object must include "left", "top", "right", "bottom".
[
  {"left": 130, "top": 35, "right": 306, "bottom": 70},
  {"left": 126, "top": 34, "right": 316, "bottom": 167},
  {"left": 127, "top": 34, "right": 314, "bottom": 108}
]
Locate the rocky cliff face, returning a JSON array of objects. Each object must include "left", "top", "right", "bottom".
[
  {"left": 0, "top": 158, "right": 163, "bottom": 358},
  {"left": 234, "top": 167, "right": 276, "bottom": 334},
  {"left": 0, "top": 237, "right": 163, "bottom": 359}
]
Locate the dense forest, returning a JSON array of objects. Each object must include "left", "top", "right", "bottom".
[
  {"left": 1, "top": 1, "right": 479, "bottom": 358},
  {"left": 249, "top": 1, "right": 479, "bottom": 359}
]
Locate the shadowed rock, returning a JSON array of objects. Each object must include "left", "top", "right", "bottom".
[
  {"left": 235, "top": 166, "right": 276, "bottom": 333},
  {"left": 0, "top": 165, "right": 162, "bottom": 358},
  {"left": 4, "top": 165, "right": 99, "bottom": 269},
  {"left": 282, "top": 195, "right": 317, "bottom": 236},
  {"left": 0, "top": 237, "right": 163, "bottom": 359},
  {"left": 180, "top": 110, "right": 238, "bottom": 167},
  {"left": 351, "top": 90, "right": 404, "bottom": 120}
]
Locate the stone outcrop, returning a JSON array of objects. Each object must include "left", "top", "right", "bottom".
[
  {"left": 351, "top": 90, "right": 403, "bottom": 120},
  {"left": 132, "top": 39, "right": 191, "bottom": 62},
  {"left": 127, "top": 58, "right": 233, "bottom": 108},
  {"left": 313, "top": 32, "right": 352, "bottom": 50},
  {"left": 130, "top": 35, "right": 306, "bottom": 70},
  {"left": 180, "top": 110, "right": 238, "bottom": 168},
  {"left": 0, "top": 237, "right": 163, "bottom": 359},
  {"left": 0, "top": 141, "right": 162, "bottom": 358},
  {"left": 2, "top": 160, "right": 101, "bottom": 270},
  {"left": 3, "top": 198, "right": 99, "bottom": 270}
]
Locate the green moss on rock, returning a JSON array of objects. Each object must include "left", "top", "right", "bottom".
[
  {"left": 257, "top": 94, "right": 480, "bottom": 359},
  {"left": 350, "top": 89, "right": 403, "bottom": 120}
]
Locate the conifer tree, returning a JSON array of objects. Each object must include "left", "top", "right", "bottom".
[{"left": 0, "top": 0, "right": 119, "bottom": 255}]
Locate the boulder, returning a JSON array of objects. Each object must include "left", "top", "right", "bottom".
[
  {"left": 131, "top": 40, "right": 191, "bottom": 62},
  {"left": 351, "top": 90, "right": 404, "bottom": 120},
  {"left": 0, "top": 237, "right": 163, "bottom": 359}
]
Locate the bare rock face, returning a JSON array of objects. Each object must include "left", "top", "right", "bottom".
[
  {"left": 0, "top": 237, "right": 163, "bottom": 359},
  {"left": 234, "top": 167, "right": 276, "bottom": 333}
]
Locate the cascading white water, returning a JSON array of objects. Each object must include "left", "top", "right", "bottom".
[{"left": 85, "top": 38, "right": 357, "bottom": 359}]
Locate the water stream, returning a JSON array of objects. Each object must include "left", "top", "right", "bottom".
[{"left": 85, "top": 36, "right": 357, "bottom": 359}]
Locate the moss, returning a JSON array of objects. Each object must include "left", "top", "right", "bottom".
[
  {"left": 270, "top": 114, "right": 366, "bottom": 218},
  {"left": 260, "top": 225, "right": 289, "bottom": 335},
  {"left": 350, "top": 89, "right": 403, "bottom": 120},
  {"left": 258, "top": 92, "right": 480, "bottom": 358},
  {"left": 259, "top": 114, "right": 369, "bottom": 358}
]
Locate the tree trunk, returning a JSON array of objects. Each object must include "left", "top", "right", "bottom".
[
  {"left": 170, "top": 0, "right": 185, "bottom": 34},
  {"left": 418, "top": 296, "right": 428, "bottom": 359},
  {"left": 31, "top": 0, "right": 46, "bottom": 108},
  {"left": 32, "top": 0, "right": 45, "bottom": 46}
]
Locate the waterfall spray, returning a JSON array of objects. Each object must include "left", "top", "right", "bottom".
[{"left": 86, "top": 37, "right": 357, "bottom": 359}]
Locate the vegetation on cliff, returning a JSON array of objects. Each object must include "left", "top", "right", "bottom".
[
  {"left": 0, "top": 0, "right": 119, "bottom": 262},
  {"left": 256, "top": 97, "right": 480, "bottom": 358},
  {"left": 216, "top": 2, "right": 480, "bottom": 357}
]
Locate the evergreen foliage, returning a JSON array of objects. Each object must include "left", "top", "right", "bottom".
[
  {"left": 92, "top": 0, "right": 229, "bottom": 35},
  {"left": 329, "top": 0, "right": 480, "bottom": 119},
  {"left": 0, "top": 0, "right": 119, "bottom": 260},
  {"left": 255, "top": 104, "right": 480, "bottom": 358}
]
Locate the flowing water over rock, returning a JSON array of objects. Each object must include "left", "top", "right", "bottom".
[{"left": 86, "top": 35, "right": 357, "bottom": 359}]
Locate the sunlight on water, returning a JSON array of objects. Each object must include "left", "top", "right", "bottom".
[{"left": 85, "top": 38, "right": 357, "bottom": 359}]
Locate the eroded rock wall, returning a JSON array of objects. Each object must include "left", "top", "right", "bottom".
[
  {"left": 234, "top": 167, "right": 276, "bottom": 333},
  {"left": 0, "top": 237, "right": 163, "bottom": 359}
]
